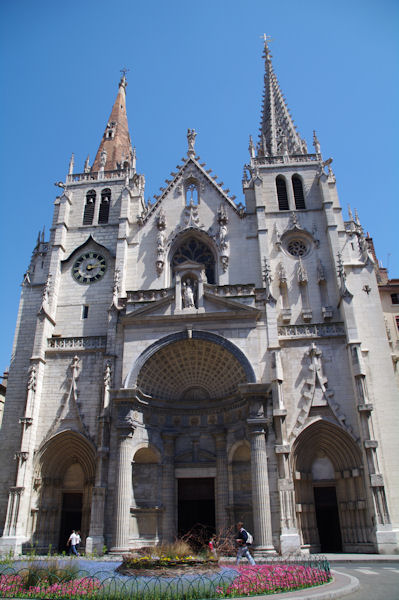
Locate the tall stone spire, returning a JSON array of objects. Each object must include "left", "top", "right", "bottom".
[
  {"left": 258, "top": 36, "right": 305, "bottom": 157},
  {"left": 91, "top": 74, "right": 134, "bottom": 172}
]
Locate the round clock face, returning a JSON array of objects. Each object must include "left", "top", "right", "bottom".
[{"left": 72, "top": 252, "right": 107, "bottom": 284}]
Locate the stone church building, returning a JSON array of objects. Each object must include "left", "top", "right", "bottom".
[{"left": 0, "top": 40, "right": 398, "bottom": 556}]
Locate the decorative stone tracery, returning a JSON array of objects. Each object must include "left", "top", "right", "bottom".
[
  {"left": 217, "top": 204, "right": 229, "bottom": 271},
  {"left": 155, "top": 209, "right": 167, "bottom": 275}
]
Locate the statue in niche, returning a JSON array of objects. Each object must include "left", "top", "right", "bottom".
[
  {"left": 219, "top": 221, "right": 227, "bottom": 247},
  {"left": 157, "top": 229, "right": 165, "bottom": 250},
  {"left": 182, "top": 278, "right": 196, "bottom": 308},
  {"left": 100, "top": 149, "right": 107, "bottom": 168}
]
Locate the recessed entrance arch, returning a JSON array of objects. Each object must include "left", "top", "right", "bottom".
[
  {"left": 125, "top": 330, "right": 256, "bottom": 398},
  {"left": 124, "top": 331, "right": 257, "bottom": 542},
  {"left": 292, "top": 420, "right": 372, "bottom": 553},
  {"left": 33, "top": 430, "right": 96, "bottom": 552}
]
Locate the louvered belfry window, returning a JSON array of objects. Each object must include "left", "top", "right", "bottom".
[
  {"left": 292, "top": 175, "right": 306, "bottom": 209},
  {"left": 99, "top": 188, "right": 111, "bottom": 224},
  {"left": 276, "top": 176, "right": 289, "bottom": 210},
  {"left": 83, "top": 190, "right": 96, "bottom": 225}
]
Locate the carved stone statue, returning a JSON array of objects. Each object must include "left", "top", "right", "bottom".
[
  {"left": 27, "top": 365, "right": 37, "bottom": 392},
  {"left": 157, "top": 230, "right": 165, "bottom": 250},
  {"left": 100, "top": 149, "right": 107, "bottom": 169},
  {"left": 187, "top": 129, "right": 197, "bottom": 155},
  {"left": 41, "top": 274, "right": 52, "bottom": 304},
  {"left": 182, "top": 279, "right": 195, "bottom": 308},
  {"left": 219, "top": 221, "right": 227, "bottom": 247},
  {"left": 313, "top": 130, "right": 321, "bottom": 154}
]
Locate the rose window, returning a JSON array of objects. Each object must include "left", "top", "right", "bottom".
[{"left": 287, "top": 239, "right": 308, "bottom": 257}]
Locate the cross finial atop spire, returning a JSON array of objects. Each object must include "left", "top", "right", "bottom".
[
  {"left": 261, "top": 33, "right": 273, "bottom": 60},
  {"left": 119, "top": 67, "right": 130, "bottom": 88},
  {"left": 261, "top": 33, "right": 272, "bottom": 47}
]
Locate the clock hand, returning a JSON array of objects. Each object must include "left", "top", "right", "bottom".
[{"left": 86, "top": 263, "right": 100, "bottom": 271}]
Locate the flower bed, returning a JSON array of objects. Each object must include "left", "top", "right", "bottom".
[
  {"left": 0, "top": 556, "right": 332, "bottom": 598},
  {"left": 0, "top": 574, "right": 101, "bottom": 598},
  {"left": 216, "top": 563, "right": 331, "bottom": 597}
]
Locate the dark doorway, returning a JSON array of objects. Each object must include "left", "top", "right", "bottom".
[
  {"left": 314, "top": 486, "right": 342, "bottom": 552},
  {"left": 58, "top": 493, "right": 82, "bottom": 552},
  {"left": 178, "top": 478, "right": 215, "bottom": 543}
]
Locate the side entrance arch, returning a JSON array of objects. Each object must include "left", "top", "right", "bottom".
[
  {"left": 292, "top": 420, "right": 373, "bottom": 553},
  {"left": 32, "top": 431, "right": 96, "bottom": 552}
]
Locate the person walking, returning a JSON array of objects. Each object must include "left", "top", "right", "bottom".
[
  {"left": 67, "top": 530, "right": 80, "bottom": 556},
  {"left": 75, "top": 531, "right": 81, "bottom": 554},
  {"left": 208, "top": 537, "right": 217, "bottom": 559},
  {"left": 235, "top": 522, "right": 255, "bottom": 565}
]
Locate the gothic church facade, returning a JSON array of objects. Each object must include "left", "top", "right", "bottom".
[{"left": 1, "top": 40, "right": 398, "bottom": 556}]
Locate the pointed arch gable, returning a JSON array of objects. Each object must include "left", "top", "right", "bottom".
[
  {"left": 292, "top": 418, "right": 362, "bottom": 474},
  {"left": 138, "top": 156, "right": 242, "bottom": 226},
  {"left": 36, "top": 430, "right": 96, "bottom": 481},
  {"left": 61, "top": 235, "right": 115, "bottom": 266}
]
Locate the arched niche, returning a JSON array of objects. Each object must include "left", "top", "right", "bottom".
[
  {"left": 170, "top": 233, "right": 216, "bottom": 285},
  {"left": 132, "top": 446, "right": 161, "bottom": 508},
  {"left": 131, "top": 445, "right": 162, "bottom": 546}
]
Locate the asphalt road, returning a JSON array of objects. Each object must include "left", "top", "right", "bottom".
[{"left": 333, "top": 561, "right": 399, "bottom": 600}]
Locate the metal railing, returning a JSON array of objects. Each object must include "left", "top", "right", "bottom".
[{"left": 0, "top": 555, "right": 331, "bottom": 599}]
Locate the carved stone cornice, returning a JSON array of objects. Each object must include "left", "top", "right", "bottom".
[
  {"left": 47, "top": 336, "right": 107, "bottom": 351},
  {"left": 278, "top": 322, "right": 345, "bottom": 339}
]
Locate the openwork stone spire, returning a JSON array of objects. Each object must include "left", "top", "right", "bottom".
[
  {"left": 258, "top": 36, "right": 305, "bottom": 157},
  {"left": 91, "top": 73, "right": 134, "bottom": 172}
]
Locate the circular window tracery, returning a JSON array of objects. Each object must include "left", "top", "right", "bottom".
[{"left": 287, "top": 239, "right": 308, "bottom": 257}]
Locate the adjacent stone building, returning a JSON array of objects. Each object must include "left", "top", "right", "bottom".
[{"left": 0, "top": 39, "right": 398, "bottom": 556}]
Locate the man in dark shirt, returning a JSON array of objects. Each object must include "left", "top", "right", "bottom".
[{"left": 235, "top": 521, "right": 256, "bottom": 565}]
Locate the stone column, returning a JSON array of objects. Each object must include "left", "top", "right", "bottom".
[
  {"left": 111, "top": 427, "right": 134, "bottom": 552},
  {"left": 161, "top": 433, "right": 176, "bottom": 542},
  {"left": 87, "top": 360, "right": 112, "bottom": 555},
  {"left": 248, "top": 420, "right": 275, "bottom": 553},
  {"left": 86, "top": 486, "right": 106, "bottom": 554},
  {"left": 214, "top": 431, "right": 229, "bottom": 533}
]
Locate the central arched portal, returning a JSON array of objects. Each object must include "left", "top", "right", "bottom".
[{"left": 127, "top": 331, "right": 256, "bottom": 543}]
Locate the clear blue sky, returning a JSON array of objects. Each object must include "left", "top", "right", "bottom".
[{"left": 0, "top": 0, "right": 398, "bottom": 373}]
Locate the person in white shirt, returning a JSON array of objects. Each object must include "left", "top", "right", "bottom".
[{"left": 67, "top": 530, "right": 79, "bottom": 556}]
